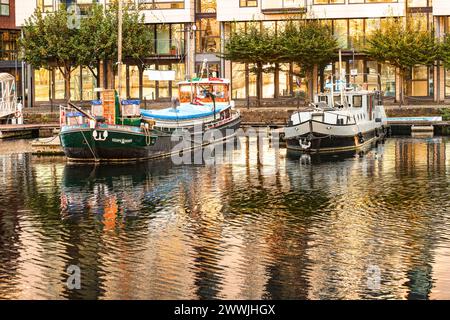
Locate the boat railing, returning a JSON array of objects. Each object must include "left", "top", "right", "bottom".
[{"left": 326, "top": 73, "right": 382, "bottom": 92}]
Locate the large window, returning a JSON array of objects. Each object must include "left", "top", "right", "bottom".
[
  {"left": 196, "top": 18, "right": 220, "bottom": 53},
  {"left": 34, "top": 68, "right": 50, "bottom": 102},
  {"left": 279, "top": 63, "right": 291, "bottom": 97},
  {"left": 0, "top": 0, "right": 9, "bottom": 16},
  {"left": 37, "top": 0, "right": 54, "bottom": 12},
  {"left": 149, "top": 23, "right": 184, "bottom": 55},
  {"left": 231, "top": 63, "right": 246, "bottom": 99},
  {"left": 143, "top": 64, "right": 156, "bottom": 101},
  {"left": 380, "top": 64, "right": 395, "bottom": 97},
  {"left": 366, "top": 61, "right": 379, "bottom": 91},
  {"left": 263, "top": 65, "right": 275, "bottom": 98},
  {"left": 171, "top": 63, "right": 185, "bottom": 97},
  {"left": 314, "top": 0, "right": 345, "bottom": 4},
  {"left": 138, "top": 0, "right": 185, "bottom": 10},
  {"left": 129, "top": 65, "right": 140, "bottom": 99},
  {"left": 407, "top": 0, "right": 430, "bottom": 7},
  {"left": 70, "top": 67, "right": 82, "bottom": 101},
  {"left": 81, "top": 67, "right": 97, "bottom": 101},
  {"left": 333, "top": 20, "right": 348, "bottom": 49},
  {"left": 156, "top": 24, "right": 170, "bottom": 55},
  {"left": 196, "top": 0, "right": 216, "bottom": 13},
  {"left": 445, "top": 69, "right": 450, "bottom": 97},
  {"left": 349, "top": 0, "right": 398, "bottom": 3},
  {"left": 408, "top": 65, "right": 431, "bottom": 97},
  {"left": 114, "top": 64, "right": 127, "bottom": 96},
  {"left": 158, "top": 65, "right": 170, "bottom": 98},
  {"left": 348, "top": 19, "right": 364, "bottom": 50},
  {"left": 39, "top": 0, "right": 100, "bottom": 12},
  {"left": 0, "top": 30, "right": 19, "bottom": 61},
  {"left": 240, "top": 0, "right": 257, "bottom": 7}
]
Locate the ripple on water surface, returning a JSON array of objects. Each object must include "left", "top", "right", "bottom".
[{"left": 0, "top": 138, "right": 450, "bottom": 299}]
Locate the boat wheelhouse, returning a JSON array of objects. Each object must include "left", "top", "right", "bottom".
[{"left": 141, "top": 77, "right": 238, "bottom": 132}]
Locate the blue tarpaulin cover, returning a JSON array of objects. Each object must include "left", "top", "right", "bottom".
[{"left": 141, "top": 104, "right": 228, "bottom": 121}]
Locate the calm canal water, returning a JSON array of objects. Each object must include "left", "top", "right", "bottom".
[{"left": 0, "top": 137, "right": 450, "bottom": 300}]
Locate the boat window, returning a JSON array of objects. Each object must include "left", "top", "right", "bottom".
[
  {"left": 179, "top": 85, "right": 193, "bottom": 103},
  {"left": 319, "top": 95, "right": 327, "bottom": 104},
  {"left": 195, "top": 84, "right": 229, "bottom": 103},
  {"left": 353, "top": 95, "right": 363, "bottom": 108}
]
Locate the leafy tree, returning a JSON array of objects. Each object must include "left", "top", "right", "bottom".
[
  {"left": 279, "top": 20, "right": 338, "bottom": 100},
  {"left": 221, "top": 24, "right": 281, "bottom": 103},
  {"left": 78, "top": 3, "right": 154, "bottom": 81},
  {"left": 19, "top": 7, "right": 80, "bottom": 102},
  {"left": 364, "top": 17, "right": 438, "bottom": 105},
  {"left": 439, "top": 34, "right": 450, "bottom": 72},
  {"left": 19, "top": 3, "right": 154, "bottom": 102}
]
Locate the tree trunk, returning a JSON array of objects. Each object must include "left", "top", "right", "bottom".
[
  {"left": 308, "top": 69, "right": 314, "bottom": 102},
  {"left": 256, "top": 62, "right": 262, "bottom": 107},
  {"left": 399, "top": 70, "right": 404, "bottom": 107},
  {"left": 319, "top": 67, "right": 325, "bottom": 92},
  {"left": 60, "top": 66, "right": 71, "bottom": 103},
  {"left": 106, "top": 59, "right": 115, "bottom": 89}
]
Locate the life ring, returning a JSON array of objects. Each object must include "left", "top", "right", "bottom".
[{"left": 14, "top": 110, "right": 22, "bottom": 119}]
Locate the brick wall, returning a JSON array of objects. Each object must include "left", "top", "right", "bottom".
[{"left": 0, "top": 0, "right": 15, "bottom": 29}]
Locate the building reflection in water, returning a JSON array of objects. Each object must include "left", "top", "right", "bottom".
[{"left": 0, "top": 137, "right": 450, "bottom": 299}]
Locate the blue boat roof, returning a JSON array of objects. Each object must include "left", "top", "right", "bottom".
[
  {"left": 67, "top": 112, "right": 84, "bottom": 117},
  {"left": 141, "top": 104, "right": 229, "bottom": 121},
  {"left": 121, "top": 99, "right": 140, "bottom": 105}
]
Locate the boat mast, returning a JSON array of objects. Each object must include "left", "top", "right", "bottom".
[
  {"left": 339, "top": 49, "right": 345, "bottom": 106},
  {"left": 117, "top": 0, "right": 123, "bottom": 99}
]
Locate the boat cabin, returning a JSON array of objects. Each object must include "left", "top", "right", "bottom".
[
  {"left": 314, "top": 89, "right": 383, "bottom": 110},
  {"left": 60, "top": 89, "right": 142, "bottom": 128},
  {"left": 178, "top": 78, "right": 231, "bottom": 106}
]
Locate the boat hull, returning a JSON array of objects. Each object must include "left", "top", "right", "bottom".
[
  {"left": 285, "top": 120, "right": 387, "bottom": 154},
  {"left": 60, "top": 116, "right": 241, "bottom": 162}
]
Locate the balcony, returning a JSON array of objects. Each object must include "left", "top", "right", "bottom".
[{"left": 261, "top": 0, "right": 306, "bottom": 15}]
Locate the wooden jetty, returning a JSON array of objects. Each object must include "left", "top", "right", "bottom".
[
  {"left": 387, "top": 117, "right": 450, "bottom": 136},
  {"left": 31, "top": 136, "right": 64, "bottom": 155},
  {"left": 0, "top": 123, "right": 59, "bottom": 139}
]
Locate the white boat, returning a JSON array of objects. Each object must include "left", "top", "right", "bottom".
[{"left": 284, "top": 81, "right": 388, "bottom": 154}]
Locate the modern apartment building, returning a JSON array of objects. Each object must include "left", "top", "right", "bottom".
[{"left": 10, "top": 0, "right": 450, "bottom": 107}]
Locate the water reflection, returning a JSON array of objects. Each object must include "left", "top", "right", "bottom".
[{"left": 0, "top": 137, "right": 449, "bottom": 299}]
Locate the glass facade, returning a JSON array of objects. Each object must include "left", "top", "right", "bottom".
[
  {"left": 27, "top": 2, "right": 449, "bottom": 105},
  {"left": 33, "top": 66, "right": 98, "bottom": 102}
]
